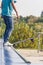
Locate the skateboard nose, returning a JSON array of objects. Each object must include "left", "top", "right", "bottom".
[{"left": 31, "top": 38, "right": 34, "bottom": 42}]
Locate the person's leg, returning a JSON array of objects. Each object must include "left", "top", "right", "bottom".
[{"left": 3, "top": 16, "right": 13, "bottom": 44}]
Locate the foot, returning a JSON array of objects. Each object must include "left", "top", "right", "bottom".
[{"left": 4, "top": 41, "right": 13, "bottom": 46}]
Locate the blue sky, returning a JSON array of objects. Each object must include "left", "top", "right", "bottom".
[{"left": 0, "top": 0, "right": 43, "bottom": 17}]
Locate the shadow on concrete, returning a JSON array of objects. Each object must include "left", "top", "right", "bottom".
[{"left": 4, "top": 47, "right": 12, "bottom": 65}]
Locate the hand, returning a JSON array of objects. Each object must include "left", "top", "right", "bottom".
[{"left": 16, "top": 11, "right": 19, "bottom": 19}]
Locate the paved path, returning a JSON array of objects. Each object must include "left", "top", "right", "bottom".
[{"left": 0, "top": 39, "right": 30, "bottom": 65}]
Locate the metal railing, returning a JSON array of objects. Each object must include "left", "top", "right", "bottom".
[
  {"left": 37, "top": 32, "right": 43, "bottom": 53},
  {"left": 4, "top": 32, "right": 43, "bottom": 53}
]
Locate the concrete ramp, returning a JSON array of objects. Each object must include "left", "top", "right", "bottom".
[{"left": 0, "top": 39, "right": 30, "bottom": 65}]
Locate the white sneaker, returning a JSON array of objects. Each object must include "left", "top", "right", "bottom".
[{"left": 4, "top": 41, "right": 13, "bottom": 46}]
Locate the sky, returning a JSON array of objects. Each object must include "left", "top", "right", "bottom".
[{"left": 0, "top": 0, "right": 43, "bottom": 17}]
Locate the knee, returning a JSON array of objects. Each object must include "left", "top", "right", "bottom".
[
  {"left": 6, "top": 24, "right": 12, "bottom": 32},
  {"left": 9, "top": 25, "right": 13, "bottom": 31}
]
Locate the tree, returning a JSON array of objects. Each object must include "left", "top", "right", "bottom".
[{"left": 41, "top": 11, "right": 43, "bottom": 17}]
